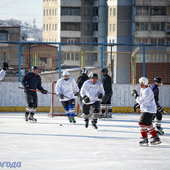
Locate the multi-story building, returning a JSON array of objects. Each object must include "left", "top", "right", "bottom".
[
  {"left": 43, "top": 0, "right": 107, "bottom": 67},
  {"left": 134, "top": 0, "right": 170, "bottom": 84}
]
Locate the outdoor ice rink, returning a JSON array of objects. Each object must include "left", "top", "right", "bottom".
[{"left": 0, "top": 112, "right": 170, "bottom": 170}]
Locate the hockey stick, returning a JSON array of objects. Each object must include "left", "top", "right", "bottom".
[
  {"left": 131, "top": 47, "right": 140, "bottom": 90},
  {"left": 18, "top": 87, "right": 57, "bottom": 95}
]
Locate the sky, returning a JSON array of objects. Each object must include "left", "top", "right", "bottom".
[{"left": 0, "top": 0, "right": 43, "bottom": 28}]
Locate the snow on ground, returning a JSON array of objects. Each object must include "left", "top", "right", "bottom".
[{"left": 0, "top": 113, "right": 170, "bottom": 170}]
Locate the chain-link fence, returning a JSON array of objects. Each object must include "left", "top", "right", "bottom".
[{"left": 0, "top": 41, "right": 170, "bottom": 84}]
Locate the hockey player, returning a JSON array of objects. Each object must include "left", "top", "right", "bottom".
[
  {"left": 55, "top": 70, "right": 79, "bottom": 123},
  {"left": 100, "top": 68, "right": 113, "bottom": 118},
  {"left": 80, "top": 73, "right": 104, "bottom": 129},
  {"left": 150, "top": 77, "right": 164, "bottom": 135},
  {"left": 132, "top": 77, "right": 161, "bottom": 145},
  {"left": 0, "top": 62, "right": 8, "bottom": 81},
  {"left": 77, "top": 68, "right": 89, "bottom": 90},
  {"left": 22, "top": 66, "right": 48, "bottom": 122}
]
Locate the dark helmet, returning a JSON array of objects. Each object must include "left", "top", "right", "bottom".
[
  {"left": 31, "top": 66, "right": 39, "bottom": 70},
  {"left": 101, "top": 68, "right": 108, "bottom": 74},
  {"left": 154, "top": 77, "right": 162, "bottom": 83},
  {"left": 89, "top": 73, "right": 98, "bottom": 79},
  {"left": 81, "top": 68, "right": 88, "bottom": 75}
]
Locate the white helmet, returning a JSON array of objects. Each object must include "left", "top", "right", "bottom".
[
  {"left": 62, "top": 70, "right": 70, "bottom": 76},
  {"left": 139, "top": 77, "right": 148, "bottom": 85}
]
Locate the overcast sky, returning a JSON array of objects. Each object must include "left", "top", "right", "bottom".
[{"left": 0, "top": 0, "right": 43, "bottom": 28}]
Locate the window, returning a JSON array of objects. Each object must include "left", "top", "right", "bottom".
[
  {"left": 110, "top": 8, "right": 112, "bottom": 16},
  {"left": 43, "top": 24, "right": 45, "bottom": 31},
  {"left": 135, "top": 23, "right": 148, "bottom": 31},
  {"left": 113, "top": 24, "right": 115, "bottom": 32},
  {"left": 61, "top": 7, "right": 80, "bottom": 16},
  {"left": 158, "top": 39, "right": 165, "bottom": 44},
  {"left": 110, "top": 24, "right": 112, "bottom": 32},
  {"left": 61, "top": 23, "right": 80, "bottom": 31},
  {"left": 71, "top": 53, "right": 74, "bottom": 60},
  {"left": 49, "top": 9, "right": 51, "bottom": 16},
  {"left": 168, "top": 7, "right": 170, "bottom": 15},
  {"left": 52, "top": 24, "right": 54, "bottom": 31},
  {"left": 49, "top": 24, "right": 51, "bottom": 31},
  {"left": 150, "top": 7, "right": 166, "bottom": 15},
  {"left": 52, "top": 9, "right": 54, "bottom": 16},
  {"left": 46, "top": 9, "right": 48, "bottom": 16},
  {"left": 113, "top": 8, "right": 116, "bottom": 16},
  {"left": 151, "top": 23, "right": 165, "bottom": 31},
  {"left": 55, "top": 24, "right": 57, "bottom": 31},
  {"left": 46, "top": 24, "right": 48, "bottom": 31},
  {"left": 93, "top": 7, "right": 98, "bottom": 16},
  {"left": 67, "top": 53, "right": 70, "bottom": 60},
  {"left": 55, "top": 9, "right": 57, "bottom": 16},
  {"left": 43, "top": 9, "right": 46, "bottom": 16},
  {"left": 151, "top": 39, "right": 157, "bottom": 44},
  {"left": 0, "top": 31, "right": 8, "bottom": 41},
  {"left": 75, "top": 54, "right": 79, "bottom": 61},
  {"left": 136, "top": 6, "right": 149, "bottom": 15},
  {"left": 93, "top": 23, "right": 98, "bottom": 31}
]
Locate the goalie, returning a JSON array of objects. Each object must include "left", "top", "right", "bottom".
[
  {"left": 55, "top": 70, "right": 79, "bottom": 123},
  {"left": 80, "top": 73, "right": 104, "bottom": 129}
]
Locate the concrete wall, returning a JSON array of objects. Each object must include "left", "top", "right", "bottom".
[{"left": 0, "top": 82, "right": 169, "bottom": 108}]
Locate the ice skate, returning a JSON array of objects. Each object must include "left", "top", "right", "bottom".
[
  {"left": 25, "top": 112, "right": 29, "bottom": 122},
  {"left": 29, "top": 114, "right": 37, "bottom": 122},
  {"left": 84, "top": 118, "right": 89, "bottom": 128},
  {"left": 92, "top": 120, "right": 98, "bottom": 129},
  {"left": 139, "top": 137, "right": 149, "bottom": 146},
  {"left": 71, "top": 117, "right": 76, "bottom": 123},
  {"left": 156, "top": 127, "right": 164, "bottom": 135},
  {"left": 150, "top": 135, "right": 161, "bottom": 145},
  {"left": 68, "top": 116, "right": 72, "bottom": 123}
]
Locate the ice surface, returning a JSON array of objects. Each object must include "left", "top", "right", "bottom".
[{"left": 0, "top": 113, "right": 170, "bottom": 170}]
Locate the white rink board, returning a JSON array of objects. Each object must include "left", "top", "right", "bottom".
[
  {"left": 0, "top": 82, "right": 170, "bottom": 107},
  {"left": 0, "top": 113, "right": 170, "bottom": 170}
]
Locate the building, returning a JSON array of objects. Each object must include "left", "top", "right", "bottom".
[
  {"left": 43, "top": 0, "right": 107, "bottom": 67},
  {"left": 133, "top": 0, "right": 170, "bottom": 84},
  {"left": 0, "top": 26, "right": 20, "bottom": 72}
]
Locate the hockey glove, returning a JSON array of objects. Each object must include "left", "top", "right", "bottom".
[
  {"left": 132, "top": 90, "right": 139, "bottom": 99},
  {"left": 133, "top": 103, "right": 140, "bottom": 112},
  {"left": 2, "top": 62, "right": 8, "bottom": 71},
  {"left": 157, "top": 106, "right": 164, "bottom": 113},
  {"left": 41, "top": 89, "right": 48, "bottom": 94},
  {"left": 98, "top": 93, "right": 103, "bottom": 99},
  {"left": 83, "top": 96, "right": 90, "bottom": 103},
  {"left": 25, "top": 84, "right": 30, "bottom": 89},
  {"left": 59, "top": 93, "right": 65, "bottom": 99}
]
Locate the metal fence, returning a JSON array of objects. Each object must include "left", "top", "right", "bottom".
[{"left": 0, "top": 41, "right": 170, "bottom": 84}]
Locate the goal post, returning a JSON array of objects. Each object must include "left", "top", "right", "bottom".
[{"left": 48, "top": 81, "right": 79, "bottom": 117}]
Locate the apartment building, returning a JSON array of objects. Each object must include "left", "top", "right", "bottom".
[
  {"left": 134, "top": 0, "right": 170, "bottom": 84},
  {"left": 43, "top": 0, "right": 107, "bottom": 67}
]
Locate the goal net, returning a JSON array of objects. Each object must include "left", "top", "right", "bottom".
[{"left": 48, "top": 81, "right": 80, "bottom": 117}]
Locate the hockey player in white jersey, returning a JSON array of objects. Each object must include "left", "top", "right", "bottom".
[
  {"left": 132, "top": 77, "right": 161, "bottom": 145},
  {"left": 80, "top": 73, "right": 104, "bottom": 129},
  {"left": 0, "top": 62, "right": 8, "bottom": 81},
  {"left": 55, "top": 70, "right": 79, "bottom": 123}
]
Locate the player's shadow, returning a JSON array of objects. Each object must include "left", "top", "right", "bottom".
[{"left": 0, "top": 131, "right": 138, "bottom": 140}]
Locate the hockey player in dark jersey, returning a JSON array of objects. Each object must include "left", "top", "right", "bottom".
[
  {"left": 22, "top": 66, "right": 48, "bottom": 122},
  {"left": 150, "top": 77, "right": 164, "bottom": 135},
  {"left": 100, "top": 68, "right": 113, "bottom": 118},
  {"left": 77, "top": 68, "right": 89, "bottom": 90}
]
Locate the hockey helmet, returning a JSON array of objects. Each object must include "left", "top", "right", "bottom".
[
  {"left": 154, "top": 77, "right": 162, "bottom": 84},
  {"left": 31, "top": 66, "right": 39, "bottom": 70},
  {"left": 81, "top": 68, "right": 88, "bottom": 74},
  {"left": 101, "top": 68, "right": 108, "bottom": 74},
  {"left": 89, "top": 73, "right": 98, "bottom": 79},
  {"left": 62, "top": 70, "right": 70, "bottom": 76},
  {"left": 139, "top": 77, "right": 148, "bottom": 85}
]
